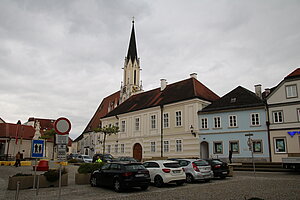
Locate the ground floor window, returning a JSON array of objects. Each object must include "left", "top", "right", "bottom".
[
  {"left": 176, "top": 139, "right": 182, "bottom": 152},
  {"left": 107, "top": 145, "right": 111, "bottom": 153},
  {"left": 151, "top": 141, "right": 156, "bottom": 152},
  {"left": 114, "top": 144, "right": 118, "bottom": 153},
  {"left": 252, "top": 140, "right": 263, "bottom": 153},
  {"left": 213, "top": 142, "right": 223, "bottom": 154},
  {"left": 229, "top": 141, "right": 239, "bottom": 153},
  {"left": 274, "top": 138, "right": 286, "bottom": 153},
  {"left": 163, "top": 141, "right": 169, "bottom": 152},
  {"left": 120, "top": 144, "right": 125, "bottom": 153}
]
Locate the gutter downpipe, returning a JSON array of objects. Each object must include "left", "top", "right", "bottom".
[
  {"left": 160, "top": 105, "right": 164, "bottom": 158},
  {"left": 266, "top": 102, "right": 272, "bottom": 162}
]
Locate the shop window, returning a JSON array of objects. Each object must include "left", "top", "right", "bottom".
[
  {"left": 274, "top": 138, "right": 286, "bottom": 153},
  {"left": 213, "top": 142, "right": 223, "bottom": 154},
  {"left": 229, "top": 141, "right": 239, "bottom": 153},
  {"left": 252, "top": 140, "right": 263, "bottom": 153}
]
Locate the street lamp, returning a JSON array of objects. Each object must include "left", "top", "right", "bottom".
[
  {"left": 190, "top": 125, "right": 196, "bottom": 137},
  {"left": 245, "top": 133, "right": 256, "bottom": 177}
]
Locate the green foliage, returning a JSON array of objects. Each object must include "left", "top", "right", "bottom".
[
  {"left": 94, "top": 125, "right": 119, "bottom": 135},
  {"left": 13, "top": 173, "right": 33, "bottom": 177},
  {"left": 77, "top": 163, "right": 104, "bottom": 174},
  {"left": 43, "top": 168, "right": 67, "bottom": 182},
  {"left": 41, "top": 129, "right": 57, "bottom": 140}
]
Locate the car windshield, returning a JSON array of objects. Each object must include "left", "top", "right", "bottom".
[
  {"left": 104, "top": 155, "right": 113, "bottom": 159},
  {"left": 82, "top": 155, "right": 91, "bottom": 159},
  {"left": 194, "top": 160, "right": 209, "bottom": 166},
  {"left": 163, "top": 162, "right": 180, "bottom": 168},
  {"left": 124, "top": 164, "right": 146, "bottom": 170},
  {"left": 212, "top": 160, "right": 223, "bottom": 165}
]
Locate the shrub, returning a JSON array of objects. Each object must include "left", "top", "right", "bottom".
[
  {"left": 77, "top": 163, "right": 104, "bottom": 174},
  {"left": 43, "top": 168, "right": 67, "bottom": 182}
]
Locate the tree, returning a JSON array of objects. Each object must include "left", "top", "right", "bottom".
[{"left": 94, "top": 125, "right": 119, "bottom": 154}]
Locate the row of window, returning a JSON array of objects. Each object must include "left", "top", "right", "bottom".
[
  {"left": 213, "top": 140, "right": 263, "bottom": 154},
  {"left": 105, "top": 140, "right": 183, "bottom": 154},
  {"left": 272, "top": 109, "right": 300, "bottom": 123},
  {"left": 120, "top": 111, "right": 183, "bottom": 132},
  {"left": 200, "top": 113, "right": 261, "bottom": 129}
]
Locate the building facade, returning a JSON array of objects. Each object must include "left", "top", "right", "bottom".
[
  {"left": 198, "top": 86, "right": 270, "bottom": 162},
  {"left": 266, "top": 68, "right": 300, "bottom": 162}
]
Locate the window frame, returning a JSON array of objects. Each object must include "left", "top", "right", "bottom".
[
  {"left": 120, "top": 144, "right": 125, "bottom": 154},
  {"left": 285, "top": 84, "right": 298, "bottom": 99},
  {"left": 200, "top": 118, "right": 208, "bottom": 129},
  {"left": 250, "top": 113, "right": 260, "bottom": 126},
  {"left": 297, "top": 109, "right": 300, "bottom": 122},
  {"left": 252, "top": 140, "right": 263, "bottom": 153},
  {"left": 135, "top": 117, "right": 140, "bottom": 131},
  {"left": 163, "top": 140, "right": 169, "bottom": 152},
  {"left": 121, "top": 120, "right": 126, "bottom": 132},
  {"left": 229, "top": 141, "right": 239, "bottom": 154},
  {"left": 175, "top": 111, "right": 182, "bottom": 127},
  {"left": 114, "top": 144, "right": 118, "bottom": 154},
  {"left": 150, "top": 114, "right": 157, "bottom": 129},
  {"left": 176, "top": 139, "right": 182, "bottom": 152},
  {"left": 213, "top": 116, "right": 221, "bottom": 128},
  {"left": 228, "top": 115, "right": 237, "bottom": 127},
  {"left": 213, "top": 141, "right": 223, "bottom": 154},
  {"left": 163, "top": 113, "right": 169, "bottom": 128},
  {"left": 274, "top": 137, "right": 287, "bottom": 153},
  {"left": 150, "top": 141, "right": 156, "bottom": 153},
  {"left": 273, "top": 111, "right": 283, "bottom": 124}
]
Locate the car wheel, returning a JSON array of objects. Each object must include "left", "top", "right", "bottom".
[
  {"left": 113, "top": 179, "right": 123, "bottom": 192},
  {"left": 154, "top": 175, "right": 164, "bottom": 187},
  {"left": 186, "top": 174, "right": 194, "bottom": 183},
  {"left": 90, "top": 176, "right": 97, "bottom": 187},
  {"left": 204, "top": 179, "right": 210, "bottom": 183},
  {"left": 140, "top": 185, "right": 149, "bottom": 191},
  {"left": 176, "top": 180, "right": 185, "bottom": 186}
]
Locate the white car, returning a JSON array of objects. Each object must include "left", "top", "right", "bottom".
[
  {"left": 143, "top": 160, "right": 186, "bottom": 187},
  {"left": 78, "top": 155, "right": 92, "bottom": 163}
]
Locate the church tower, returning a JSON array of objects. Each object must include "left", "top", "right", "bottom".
[{"left": 120, "top": 19, "right": 143, "bottom": 103}]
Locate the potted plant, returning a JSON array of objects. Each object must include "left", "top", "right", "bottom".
[
  {"left": 75, "top": 163, "right": 104, "bottom": 185},
  {"left": 8, "top": 173, "right": 34, "bottom": 190}
]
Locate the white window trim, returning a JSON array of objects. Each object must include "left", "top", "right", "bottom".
[
  {"left": 175, "top": 110, "right": 183, "bottom": 127},
  {"left": 120, "top": 144, "right": 125, "bottom": 154},
  {"left": 274, "top": 137, "right": 287, "bottom": 154},
  {"left": 200, "top": 118, "right": 208, "bottom": 129},
  {"left": 228, "top": 115, "right": 237, "bottom": 128},
  {"left": 285, "top": 84, "right": 298, "bottom": 98},
  {"left": 163, "top": 140, "right": 169, "bottom": 152},
  {"left": 175, "top": 139, "right": 183, "bottom": 152},
  {"left": 134, "top": 117, "right": 140, "bottom": 131},
  {"left": 150, "top": 141, "right": 156, "bottom": 153},
  {"left": 163, "top": 112, "right": 169, "bottom": 129},
  {"left": 213, "top": 116, "right": 222, "bottom": 129},
  {"left": 150, "top": 114, "right": 157, "bottom": 129},
  {"left": 273, "top": 111, "right": 283, "bottom": 124},
  {"left": 297, "top": 109, "right": 300, "bottom": 122},
  {"left": 250, "top": 113, "right": 261, "bottom": 126}
]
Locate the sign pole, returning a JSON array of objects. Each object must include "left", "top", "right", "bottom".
[
  {"left": 33, "top": 158, "right": 37, "bottom": 189},
  {"left": 58, "top": 162, "right": 62, "bottom": 199}
]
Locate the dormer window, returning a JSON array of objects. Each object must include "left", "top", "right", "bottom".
[{"left": 231, "top": 98, "right": 236, "bottom": 103}]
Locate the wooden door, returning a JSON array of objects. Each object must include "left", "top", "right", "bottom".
[{"left": 133, "top": 143, "right": 142, "bottom": 161}]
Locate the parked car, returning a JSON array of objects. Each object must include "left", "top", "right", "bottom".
[
  {"left": 114, "top": 157, "right": 138, "bottom": 162},
  {"left": 67, "top": 153, "right": 79, "bottom": 160},
  {"left": 175, "top": 159, "right": 213, "bottom": 183},
  {"left": 92, "top": 154, "right": 114, "bottom": 163},
  {"left": 204, "top": 159, "right": 229, "bottom": 179},
  {"left": 90, "top": 162, "right": 151, "bottom": 192},
  {"left": 77, "top": 155, "right": 93, "bottom": 163},
  {"left": 143, "top": 160, "right": 186, "bottom": 187}
]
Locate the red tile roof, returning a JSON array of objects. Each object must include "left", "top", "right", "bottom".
[
  {"left": 105, "top": 78, "right": 219, "bottom": 118},
  {"left": 0, "top": 123, "right": 35, "bottom": 140},
  {"left": 27, "top": 117, "right": 55, "bottom": 131},
  {"left": 285, "top": 68, "right": 300, "bottom": 80}
]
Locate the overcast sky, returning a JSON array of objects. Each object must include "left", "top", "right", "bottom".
[{"left": 1, "top": 0, "right": 299, "bottom": 140}]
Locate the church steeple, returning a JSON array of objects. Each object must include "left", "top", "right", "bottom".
[
  {"left": 126, "top": 19, "right": 138, "bottom": 63},
  {"left": 120, "top": 19, "right": 143, "bottom": 103}
]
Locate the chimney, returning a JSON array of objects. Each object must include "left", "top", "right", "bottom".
[
  {"left": 264, "top": 88, "right": 271, "bottom": 97},
  {"left": 255, "top": 84, "right": 262, "bottom": 99},
  {"left": 160, "top": 79, "right": 167, "bottom": 91},
  {"left": 190, "top": 73, "right": 197, "bottom": 79}
]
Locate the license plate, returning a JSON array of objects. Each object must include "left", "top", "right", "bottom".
[
  {"left": 222, "top": 172, "right": 227, "bottom": 174},
  {"left": 135, "top": 174, "right": 145, "bottom": 177},
  {"left": 173, "top": 170, "right": 181, "bottom": 173}
]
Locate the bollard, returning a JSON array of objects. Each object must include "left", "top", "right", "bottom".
[
  {"left": 15, "top": 181, "right": 20, "bottom": 200},
  {"left": 36, "top": 175, "right": 40, "bottom": 196}
]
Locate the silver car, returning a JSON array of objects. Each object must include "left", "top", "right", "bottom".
[{"left": 176, "top": 159, "right": 213, "bottom": 183}]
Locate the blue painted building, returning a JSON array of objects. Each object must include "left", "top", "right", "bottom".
[{"left": 198, "top": 86, "right": 270, "bottom": 162}]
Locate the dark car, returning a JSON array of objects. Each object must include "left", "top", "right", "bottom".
[
  {"left": 92, "top": 154, "right": 114, "bottom": 163},
  {"left": 204, "top": 159, "right": 229, "bottom": 179},
  {"left": 90, "top": 162, "right": 151, "bottom": 192},
  {"left": 114, "top": 157, "right": 138, "bottom": 162}
]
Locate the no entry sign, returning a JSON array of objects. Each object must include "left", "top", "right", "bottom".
[{"left": 54, "top": 117, "right": 71, "bottom": 135}]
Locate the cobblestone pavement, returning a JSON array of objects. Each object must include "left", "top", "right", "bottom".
[{"left": 1, "top": 164, "right": 299, "bottom": 200}]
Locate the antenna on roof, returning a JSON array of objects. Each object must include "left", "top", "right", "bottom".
[{"left": 132, "top": 16, "right": 135, "bottom": 24}]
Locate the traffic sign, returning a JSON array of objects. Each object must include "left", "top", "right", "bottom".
[
  {"left": 56, "top": 135, "right": 69, "bottom": 145},
  {"left": 31, "top": 140, "right": 45, "bottom": 158},
  {"left": 57, "top": 144, "right": 67, "bottom": 161},
  {"left": 54, "top": 117, "right": 71, "bottom": 135}
]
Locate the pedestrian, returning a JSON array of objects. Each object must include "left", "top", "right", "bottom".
[
  {"left": 229, "top": 150, "right": 233, "bottom": 164},
  {"left": 95, "top": 156, "right": 102, "bottom": 163},
  {"left": 14, "top": 152, "right": 21, "bottom": 167}
]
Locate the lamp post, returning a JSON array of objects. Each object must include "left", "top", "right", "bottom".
[
  {"left": 190, "top": 125, "right": 196, "bottom": 137},
  {"left": 245, "top": 133, "right": 256, "bottom": 177}
]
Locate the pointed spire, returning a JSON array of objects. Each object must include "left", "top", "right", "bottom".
[{"left": 126, "top": 18, "right": 138, "bottom": 62}]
